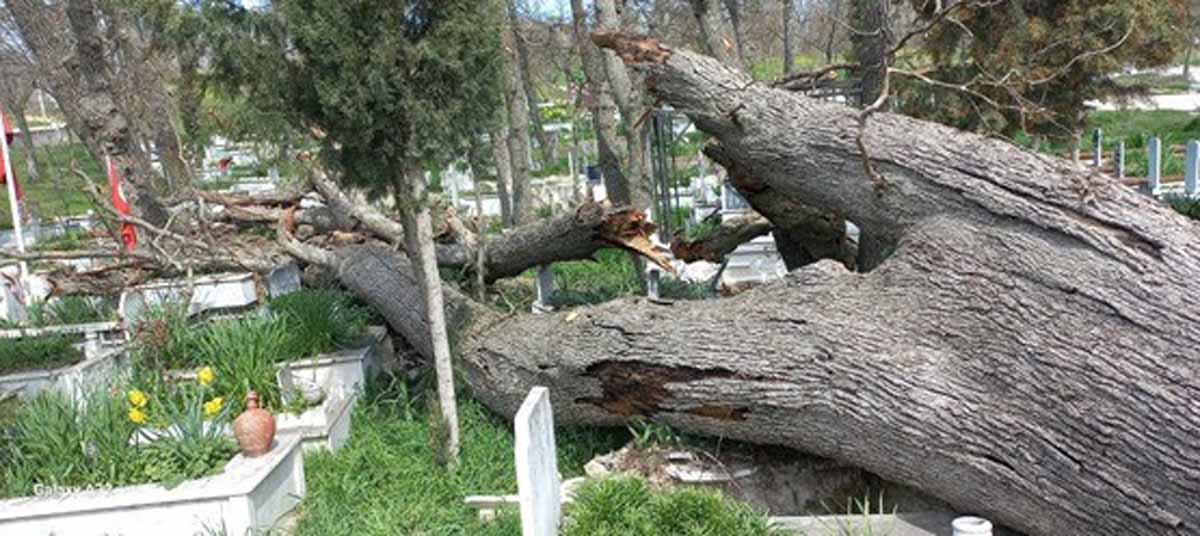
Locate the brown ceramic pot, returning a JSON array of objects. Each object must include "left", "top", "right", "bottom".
[{"left": 233, "top": 391, "right": 276, "bottom": 457}]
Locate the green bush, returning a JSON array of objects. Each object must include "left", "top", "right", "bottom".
[
  {"left": 562, "top": 477, "right": 778, "bottom": 536},
  {"left": 0, "top": 335, "right": 83, "bottom": 375}
]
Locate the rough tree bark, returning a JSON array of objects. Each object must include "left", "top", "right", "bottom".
[
  {"left": 315, "top": 37, "right": 1200, "bottom": 536},
  {"left": 508, "top": 1, "right": 555, "bottom": 166},
  {"left": 595, "top": 0, "right": 651, "bottom": 211},
  {"left": 721, "top": 0, "right": 747, "bottom": 67},
  {"left": 502, "top": 2, "right": 533, "bottom": 225},
  {"left": 490, "top": 126, "right": 515, "bottom": 227},
  {"left": 688, "top": 0, "right": 740, "bottom": 68},
  {"left": 570, "top": 0, "right": 632, "bottom": 207},
  {"left": 8, "top": 0, "right": 169, "bottom": 225},
  {"left": 782, "top": 0, "right": 795, "bottom": 76},
  {"left": 850, "top": 0, "right": 893, "bottom": 106}
]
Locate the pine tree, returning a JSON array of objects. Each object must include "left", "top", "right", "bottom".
[{"left": 897, "top": 0, "right": 1188, "bottom": 139}]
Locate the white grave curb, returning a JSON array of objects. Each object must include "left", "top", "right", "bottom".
[
  {"left": 0, "top": 345, "right": 126, "bottom": 402},
  {"left": 0, "top": 434, "right": 306, "bottom": 536}
]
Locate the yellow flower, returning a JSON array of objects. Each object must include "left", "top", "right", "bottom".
[
  {"left": 128, "top": 408, "right": 147, "bottom": 425},
  {"left": 203, "top": 397, "right": 225, "bottom": 418},
  {"left": 197, "top": 367, "right": 216, "bottom": 387},
  {"left": 127, "top": 389, "right": 148, "bottom": 408}
]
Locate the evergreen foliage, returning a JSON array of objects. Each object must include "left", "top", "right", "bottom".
[{"left": 898, "top": 0, "right": 1189, "bottom": 139}]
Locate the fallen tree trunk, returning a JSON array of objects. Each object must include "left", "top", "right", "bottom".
[{"left": 313, "top": 36, "right": 1200, "bottom": 536}]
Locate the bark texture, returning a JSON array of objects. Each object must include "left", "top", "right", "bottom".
[
  {"left": 330, "top": 37, "right": 1200, "bottom": 536},
  {"left": 850, "top": 0, "right": 893, "bottom": 106},
  {"left": 570, "top": 0, "right": 631, "bottom": 206},
  {"left": 8, "top": 0, "right": 168, "bottom": 225},
  {"left": 595, "top": 0, "right": 651, "bottom": 210},
  {"left": 502, "top": 3, "right": 533, "bottom": 225},
  {"left": 687, "top": 0, "right": 740, "bottom": 68}
]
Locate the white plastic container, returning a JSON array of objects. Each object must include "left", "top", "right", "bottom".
[{"left": 952, "top": 516, "right": 994, "bottom": 536}]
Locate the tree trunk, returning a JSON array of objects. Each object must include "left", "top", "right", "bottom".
[
  {"left": 687, "top": 0, "right": 740, "bottom": 68},
  {"left": 398, "top": 167, "right": 461, "bottom": 467},
  {"left": 850, "top": 0, "right": 893, "bottom": 106},
  {"left": 824, "top": 0, "right": 841, "bottom": 64},
  {"left": 595, "top": 0, "right": 652, "bottom": 211},
  {"left": 783, "top": 0, "right": 795, "bottom": 75},
  {"left": 570, "top": 0, "right": 632, "bottom": 207},
  {"left": 8, "top": 97, "right": 40, "bottom": 188},
  {"left": 508, "top": 4, "right": 556, "bottom": 167},
  {"left": 721, "top": 0, "right": 747, "bottom": 67},
  {"left": 491, "top": 127, "right": 515, "bottom": 227},
  {"left": 502, "top": 2, "right": 533, "bottom": 226},
  {"left": 8, "top": 0, "right": 169, "bottom": 226},
  {"left": 322, "top": 37, "right": 1200, "bottom": 536}
]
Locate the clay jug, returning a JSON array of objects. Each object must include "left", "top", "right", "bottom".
[{"left": 233, "top": 391, "right": 276, "bottom": 457}]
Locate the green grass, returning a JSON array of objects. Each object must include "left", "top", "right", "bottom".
[
  {"left": 1112, "top": 72, "right": 1193, "bottom": 95},
  {"left": 0, "top": 335, "right": 83, "bottom": 375},
  {"left": 562, "top": 477, "right": 779, "bottom": 536},
  {"left": 294, "top": 378, "right": 629, "bottom": 536},
  {"left": 500, "top": 248, "right": 712, "bottom": 310},
  {"left": 1017, "top": 111, "right": 1200, "bottom": 178},
  {"left": 0, "top": 143, "right": 106, "bottom": 230},
  {"left": 26, "top": 296, "right": 116, "bottom": 327}
]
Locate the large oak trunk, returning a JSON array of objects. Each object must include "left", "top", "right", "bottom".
[{"left": 329, "top": 37, "right": 1200, "bottom": 536}]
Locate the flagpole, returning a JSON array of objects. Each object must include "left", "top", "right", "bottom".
[{"left": 1, "top": 106, "right": 27, "bottom": 301}]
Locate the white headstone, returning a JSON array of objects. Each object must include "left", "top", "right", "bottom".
[
  {"left": 515, "top": 386, "right": 560, "bottom": 536},
  {"left": 0, "top": 280, "right": 23, "bottom": 323},
  {"left": 952, "top": 516, "right": 993, "bottom": 536},
  {"left": 532, "top": 265, "right": 555, "bottom": 314},
  {"left": 267, "top": 262, "right": 303, "bottom": 298}
]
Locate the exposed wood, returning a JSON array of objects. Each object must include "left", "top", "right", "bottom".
[
  {"left": 669, "top": 212, "right": 772, "bottom": 263},
  {"left": 572, "top": 34, "right": 1200, "bottom": 536}
]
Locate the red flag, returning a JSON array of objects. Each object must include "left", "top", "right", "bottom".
[
  {"left": 0, "top": 108, "right": 22, "bottom": 201},
  {"left": 106, "top": 156, "right": 138, "bottom": 252}
]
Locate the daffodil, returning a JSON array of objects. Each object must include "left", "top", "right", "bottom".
[
  {"left": 197, "top": 366, "right": 215, "bottom": 387},
  {"left": 203, "top": 397, "right": 225, "bottom": 418},
  {"left": 127, "top": 389, "right": 148, "bottom": 408},
  {"left": 128, "top": 408, "right": 147, "bottom": 425}
]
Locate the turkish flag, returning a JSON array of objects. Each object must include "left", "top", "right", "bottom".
[
  {"left": 0, "top": 108, "right": 22, "bottom": 201},
  {"left": 106, "top": 157, "right": 138, "bottom": 252}
]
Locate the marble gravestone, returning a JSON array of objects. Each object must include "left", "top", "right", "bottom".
[{"left": 515, "top": 386, "right": 560, "bottom": 536}]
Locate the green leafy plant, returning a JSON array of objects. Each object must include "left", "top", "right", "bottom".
[
  {"left": 0, "top": 335, "right": 84, "bottom": 375},
  {"left": 816, "top": 491, "right": 896, "bottom": 536},
  {"left": 268, "top": 289, "right": 369, "bottom": 358},
  {"left": 196, "top": 315, "right": 290, "bottom": 412},
  {"left": 627, "top": 417, "right": 682, "bottom": 450},
  {"left": 129, "top": 302, "right": 205, "bottom": 370},
  {"left": 139, "top": 384, "right": 236, "bottom": 489},
  {"left": 27, "top": 296, "right": 116, "bottom": 327}
]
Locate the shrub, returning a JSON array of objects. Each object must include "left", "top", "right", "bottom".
[
  {"left": 0, "top": 335, "right": 83, "bottom": 375},
  {"left": 562, "top": 477, "right": 778, "bottom": 536},
  {"left": 195, "top": 315, "right": 291, "bottom": 412}
]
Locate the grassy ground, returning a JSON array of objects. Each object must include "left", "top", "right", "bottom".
[
  {"left": 1016, "top": 111, "right": 1200, "bottom": 178},
  {"left": 488, "top": 248, "right": 715, "bottom": 312},
  {"left": 0, "top": 143, "right": 106, "bottom": 230},
  {"left": 1111, "top": 72, "right": 1194, "bottom": 95},
  {"left": 293, "top": 378, "right": 630, "bottom": 536}
]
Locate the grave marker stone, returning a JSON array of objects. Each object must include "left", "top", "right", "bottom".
[
  {"left": 515, "top": 386, "right": 560, "bottom": 536},
  {"left": 1092, "top": 129, "right": 1103, "bottom": 168},
  {"left": 267, "top": 262, "right": 303, "bottom": 298},
  {"left": 1147, "top": 137, "right": 1162, "bottom": 195},
  {"left": 1186, "top": 141, "right": 1200, "bottom": 196},
  {"left": 1116, "top": 141, "right": 1126, "bottom": 180},
  {"left": 532, "top": 265, "right": 555, "bottom": 314}
]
